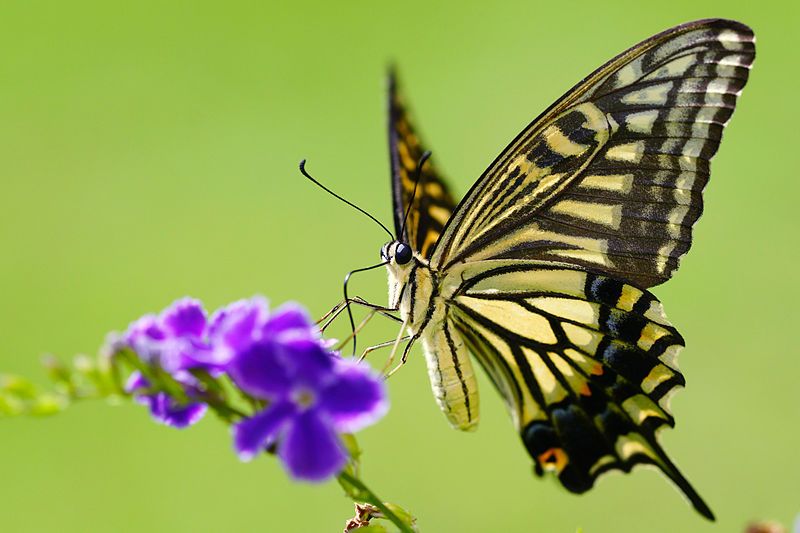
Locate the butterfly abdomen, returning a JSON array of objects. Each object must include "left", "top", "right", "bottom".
[
  {"left": 420, "top": 314, "right": 480, "bottom": 431},
  {"left": 398, "top": 263, "right": 481, "bottom": 431}
]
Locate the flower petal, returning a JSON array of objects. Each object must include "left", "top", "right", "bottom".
[
  {"left": 124, "top": 371, "right": 149, "bottom": 393},
  {"left": 209, "top": 296, "right": 270, "bottom": 360},
  {"left": 124, "top": 315, "right": 167, "bottom": 362},
  {"left": 161, "top": 298, "right": 207, "bottom": 337},
  {"left": 233, "top": 401, "right": 296, "bottom": 461},
  {"left": 144, "top": 392, "right": 207, "bottom": 428},
  {"left": 278, "top": 409, "right": 347, "bottom": 482},
  {"left": 174, "top": 337, "right": 223, "bottom": 370},
  {"left": 279, "top": 337, "right": 336, "bottom": 388},
  {"left": 262, "top": 303, "right": 315, "bottom": 337},
  {"left": 226, "top": 340, "right": 292, "bottom": 399},
  {"left": 319, "top": 359, "right": 388, "bottom": 433}
]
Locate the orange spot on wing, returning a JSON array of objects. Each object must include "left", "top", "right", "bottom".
[{"left": 538, "top": 448, "right": 569, "bottom": 473}]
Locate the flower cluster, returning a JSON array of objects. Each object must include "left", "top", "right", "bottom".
[{"left": 117, "top": 297, "right": 388, "bottom": 482}]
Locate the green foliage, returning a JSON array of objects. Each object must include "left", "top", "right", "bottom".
[{"left": 0, "top": 353, "right": 117, "bottom": 417}]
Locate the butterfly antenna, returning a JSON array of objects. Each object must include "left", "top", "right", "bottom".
[
  {"left": 343, "top": 260, "right": 389, "bottom": 356},
  {"left": 399, "top": 150, "right": 431, "bottom": 241},
  {"left": 299, "top": 159, "right": 394, "bottom": 240}
]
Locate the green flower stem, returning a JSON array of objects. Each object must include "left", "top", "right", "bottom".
[
  {"left": 337, "top": 470, "right": 414, "bottom": 533},
  {"left": 203, "top": 396, "right": 249, "bottom": 422}
]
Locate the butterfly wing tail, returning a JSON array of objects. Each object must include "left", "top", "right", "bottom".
[{"left": 650, "top": 443, "right": 715, "bottom": 521}]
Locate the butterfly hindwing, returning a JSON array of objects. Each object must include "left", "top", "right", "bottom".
[
  {"left": 446, "top": 261, "right": 712, "bottom": 519},
  {"left": 430, "top": 19, "right": 755, "bottom": 288},
  {"left": 388, "top": 70, "right": 458, "bottom": 259}
]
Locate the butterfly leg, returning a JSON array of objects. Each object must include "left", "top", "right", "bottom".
[
  {"left": 335, "top": 306, "right": 399, "bottom": 351},
  {"left": 385, "top": 329, "right": 419, "bottom": 377},
  {"left": 381, "top": 320, "right": 411, "bottom": 375},
  {"left": 317, "top": 300, "right": 346, "bottom": 327},
  {"left": 318, "top": 298, "right": 358, "bottom": 331},
  {"left": 358, "top": 335, "right": 411, "bottom": 363},
  {"left": 318, "top": 296, "right": 400, "bottom": 333}
]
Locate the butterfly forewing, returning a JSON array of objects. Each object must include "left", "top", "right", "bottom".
[
  {"left": 430, "top": 19, "right": 754, "bottom": 288},
  {"left": 388, "top": 70, "right": 458, "bottom": 258}
]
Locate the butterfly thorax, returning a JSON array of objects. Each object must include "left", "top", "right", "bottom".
[{"left": 381, "top": 240, "right": 435, "bottom": 326}]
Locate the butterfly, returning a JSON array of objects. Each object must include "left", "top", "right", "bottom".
[{"left": 333, "top": 18, "right": 755, "bottom": 521}]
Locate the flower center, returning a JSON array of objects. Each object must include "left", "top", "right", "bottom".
[{"left": 292, "top": 387, "right": 316, "bottom": 409}]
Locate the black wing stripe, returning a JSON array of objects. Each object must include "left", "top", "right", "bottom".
[{"left": 443, "top": 318, "right": 474, "bottom": 423}]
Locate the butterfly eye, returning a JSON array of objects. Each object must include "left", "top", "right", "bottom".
[{"left": 395, "top": 243, "right": 413, "bottom": 265}]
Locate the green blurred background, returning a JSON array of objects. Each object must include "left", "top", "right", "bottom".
[{"left": 0, "top": 1, "right": 797, "bottom": 531}]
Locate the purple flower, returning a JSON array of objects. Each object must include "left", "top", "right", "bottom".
[
  {"left": 216, "top": 298, "right": 388, "bottom": 481},
  {"left": 208, "top": 296, "right": 318, "bottom": 365},
  {"left": 117, "top": 296, "right": 390, "bottom": 479},
  {"left": 122, "top": 298, "right": 216, "bottom": 427},
  {"left": 124, "top": 297, "right": 218, "bottom": 372},
  {"left": 125, "top": 372, "right": 207, "bottom": 428}
]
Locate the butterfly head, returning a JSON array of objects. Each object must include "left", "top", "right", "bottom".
[
  {"left": 381, "top": 240, "right": 415, "bottom": 309},
  {"left": 380, "top": 240, "right": 414, "bottom": 267}
]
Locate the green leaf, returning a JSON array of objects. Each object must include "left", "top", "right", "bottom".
[
  {"left": 338, "top": 468, "right": 367, "bottom": 500},
  {"left": 30, "top": 393, "right": 68, "bottom": 416},
  {"left": 342, "top": 433, "right": 363, "bottom": 478},
  {"left": 383, "top": 504, "right": 417, "bottom": 529},
  {"left": 42, "top": 355, "right": 73, "bottom": 388},
  {"left": 0, "top": 392, "right": 25, "bottom": 416},
  {"left": 342, "top": 433, "right": 362, "bottom": 462},
  {"left": 0, "top": 375, "right": 38, "bottom": 399}
]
